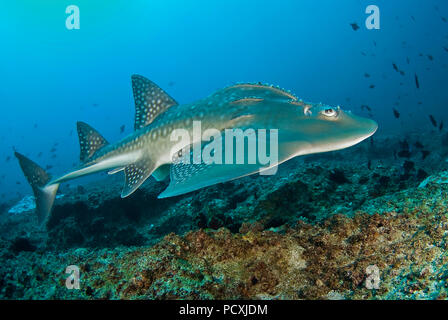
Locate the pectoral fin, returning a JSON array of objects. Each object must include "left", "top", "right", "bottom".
[{"left": 158, "top": 133, "right": 275, "bottom": 198}]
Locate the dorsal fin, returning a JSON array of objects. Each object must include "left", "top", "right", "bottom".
[
  {"left": 131, "top": 74, "right": 178, "bottom": 130},
  {"left": 76, "top": 122, "right": 109, "bottom": 162}
]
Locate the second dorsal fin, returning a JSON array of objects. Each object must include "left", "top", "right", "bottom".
[
  {"left": 76, "top": 121, "right": 109, "bottom": 162},
  {"left": 131, "top": 74, "right": 178, "bottom": 130}
]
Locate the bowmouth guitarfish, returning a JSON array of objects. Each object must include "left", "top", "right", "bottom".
[{"left": 15, "top": 75, "right": 378, "bottom": 225}]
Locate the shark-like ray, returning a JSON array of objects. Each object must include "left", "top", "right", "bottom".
[{"left": 15, "top": 75, "right": 378, "bottom": 225}]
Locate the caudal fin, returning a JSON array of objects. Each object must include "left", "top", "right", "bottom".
[{"left": 14, "top": 152, "right": 59, "bottom": 225}]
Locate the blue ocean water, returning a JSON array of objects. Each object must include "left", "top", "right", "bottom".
[{"left": 0, "top": 0, "right": 447, "bottom": 201}]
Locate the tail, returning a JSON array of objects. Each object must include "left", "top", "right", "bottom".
[{"left": 14, "top": 152, "right": 60, "bottom": 225}]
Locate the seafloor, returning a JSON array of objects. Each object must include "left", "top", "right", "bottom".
[{"left": 1, "top": 130, "right": 448, "bottom": 299}]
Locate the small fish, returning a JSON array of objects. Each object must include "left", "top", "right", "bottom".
[
  {"left": 392, "top": 63, "right": 399, "bottom": 72},
  {"left": 364, "top": 73, "right": 370, "bottom": 78},
  {"left": 369, "top": 84, "right": 375, "bottom": 89},
  {"left": 406, "top": 57, "right": 410, "bottom": 64},
  {"left": 33, "top": 124, "right": 38, "bottom": 129},
  {"left": 350, "top": 23, "right": 360, "bottom": 31},
  {"left": 367, "top": 159, "right": 372, "bottom": 170},
  {"left": 393, "top": 108, "right": 400, "bottom": 119},
  {"left": 440, "top": 121, "right": 444, "bottom": 131},
  {"left": 444, "top": 47, "right": 448, "bottom": 53},
  {"left": 442, "top": 17, "right": 447, "bottom": 23},
  {"left": 415, "top": 73, "right": 420, "bottom": 89},
  {"left": 5, "top": 156, "right": 11, "bottom": 162},
  {"left": 427, "top": 54, "right": 434, "bottom": 61},
  {"left": 421, "top": 150, "right": 430, "bottom": 160},
  {"left": 399, "top": 70, "right": 405, "bottom": 76},
  {"left": 14, "top": 74, "right": 378, "bottom": 225},
  {"left": 429, "top": 115, "right": 437, "bottom": 128},
  {"left": 120, "top": 125, "right": 125, "bottom": 134}
]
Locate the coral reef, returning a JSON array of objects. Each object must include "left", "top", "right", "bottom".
[{"left": 0, "top": 131, "right": 448, "bottom": 299}]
